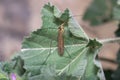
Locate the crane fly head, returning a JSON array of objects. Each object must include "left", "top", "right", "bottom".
[{"left": 58, "top": 23, "right": 65, "bottom": 33}]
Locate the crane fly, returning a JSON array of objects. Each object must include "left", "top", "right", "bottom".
[
  {"left": 57, "top": 15, "right": 83, "bottom": 56},
  {"left": 41, "top": 15, "right": 83, "bottom": 65},
  {"left": 58, "top": 23, "right": 65, "bottom": 56},
  {"left": 41, "top": 22, "right": 67, "bottom": 65}
]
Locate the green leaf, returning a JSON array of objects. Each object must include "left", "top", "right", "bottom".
[
  {"left": 12, "top": 56, "right": 26, "bottom": 76},
  {"left": 112, "top": 50, "right": 120, "bottom": 80},
  {"left": 0, "top": 72, "right": 8, "bottom": 80},
  {"left": 22, "top": 3, "right": 88, "bottom": 48},
  {"left": 115, "top": 23, "right": 120, "bottom": 37},
  {"left": 0, "top": 63, "right": 8, "bottom": 80},
  {"left": 0, "top": 73, "right": 8, "bottom": 80},
  {"left": 113, "top": 6, "right": 120, "bottom": 20},
  {"left": 112, "top": 66, "right": 120, "bottom": 80},
  {"left": 10, "top": 3, "right": 104, "bottom": 80},
  {"left": 0, "top": 59, "right": 26, "bottom": 80},
  {"left": 83, "top": 0, "right": 117, "bottom": 26}
]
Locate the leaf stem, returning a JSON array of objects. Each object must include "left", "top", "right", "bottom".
[{"left": 99, "top": 37, "right": 120, "bottom": 44}]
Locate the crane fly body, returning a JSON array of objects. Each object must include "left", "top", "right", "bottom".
[
  {"left": 42, "top": 23, "right": 66, "bottom": 65},
  {"left": 57, "top": 23, "right": 65, "bottom": 56},
  {"left": 50, "top": 15, "right": 83, "bottom": 56},
  {"left": 40, "top": 14, "right": 84, "bottom": 67}
]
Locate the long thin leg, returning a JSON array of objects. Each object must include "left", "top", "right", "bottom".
[
  {"left": 64, "top": 47, "right": 72, "bottom": 74},
  {"left": 39, "top": 40, "right": 53, "bottom": 73},
  {"left": 42, "top": 40, "right": 53, "bottom": 65},
  {"left": 64, "top": 47, "right": 72, "bottom": 58}
]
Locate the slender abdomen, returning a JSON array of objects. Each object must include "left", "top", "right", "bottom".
[{"left": 58, "top": 24, "right": 64, "bottom": 56}]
